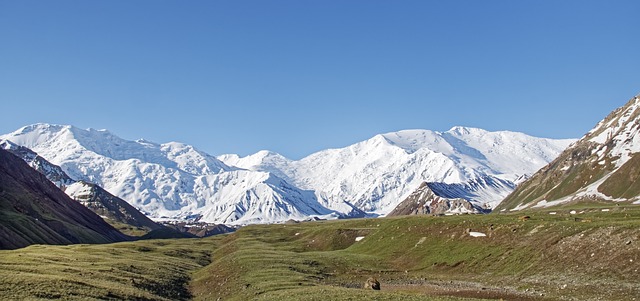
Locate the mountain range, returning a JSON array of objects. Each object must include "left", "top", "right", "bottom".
[
  {"left": 218, "top": 127, "right": 574, "bottom": 214},
  {"left": 1, "top": 124, "right": 574, "bottom": 225}
]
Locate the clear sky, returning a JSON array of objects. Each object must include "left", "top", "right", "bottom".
[{"left": 1, "top": 1, "right": 638, "bottom": 159}]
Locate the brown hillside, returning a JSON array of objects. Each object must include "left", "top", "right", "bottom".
[{"left": 0, "top": 149, "right": 130, "bottom": 249}]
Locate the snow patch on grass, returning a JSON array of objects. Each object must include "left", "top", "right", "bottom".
[
  {"left": 510, "top": 202, "right": 531, "bottom": 211},
  {"left": 469, "top": 232, "right": 486, "bottom": 237}
]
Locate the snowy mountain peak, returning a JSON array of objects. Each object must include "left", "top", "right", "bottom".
[
  {"left": 379, "top": 129, "right": 442, "bottom": 153},
  {"left": 219, "top": 127, "right": 575, "bottom": 215},
  {"left": 2, "top": 123, "right": 575, "bottom": 223},
  {"left": 2, "top": 123, "right": 233, "bottom": 177},
  {"left": 587, "top": 95, "right": 640, "bottom": 146},
  {"left": 135, "top": 138, "right": 159, "bottom": 146},
  {"left": 0, "top": 123, "right": 346, "bottom": 225},
  {"left": 446, "top": 126, "right": 488, "bottom": 137},
  {"left": 244, "top": 150, "right": 289, "bottom": 164},
  {"left": 217, "top": 150, "right": 292, "bottom": 178},
  {"left": 15, "top": 123, "right": 71, "bottom": 134}
]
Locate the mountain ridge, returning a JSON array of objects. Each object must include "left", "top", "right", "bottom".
[
  {"left": 2, "top": 123, "right": 574, "bottom": 224},
  {"left": 220, "top": 126, "right": 575, "bottom": 215},
  {"left": 0, "top": 148, "right": 130, "bottom": 249},
  {"left": 498, "top": 94, "right": 640, "bottom": 211},
  {"left": 0, "top": 140, "right": 164, "bottom": 235},
  {"left": 1, "top": 124, "right": 347, "bottom": 225}
]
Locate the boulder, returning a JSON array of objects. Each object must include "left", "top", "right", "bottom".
[{"left": 364, "top": 277, "right": 380, "bottom": 290}]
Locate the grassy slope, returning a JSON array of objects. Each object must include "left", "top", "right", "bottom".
[
  {"left": 1, "top": 207, "right": 639, "bottom": 300},
  {"left": 192, "top": 206, "right": 640, "bottom": 301},
  {"left": 106, "top": 219, "right": 156, "bottom": 237},
  {"left": 496, "top": 142, "right": 616, "bottom": 211},
  {"left": 599, "top": 153, "right": 640, "bottom": 199},
  {"left": 498, "top": 96, "right": 640, "bottom": 211},
  {"left": 0, "top": 238, "right": 218, "bottom": 300}
]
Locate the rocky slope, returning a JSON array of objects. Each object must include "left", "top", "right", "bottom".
[
  {"left": 387, "top": 182, "right": 485, "bottom": 216},
  {"left": 498, "top": 94, "right": 640, "bottom": 211},
  {"left": 0, "top": 140, "right": 74, "bottom": 188},
  {"left": 65, "top": 181, "right": 164, "bottom": 233},
  {"left": 1, "top": 140, "right": 164, "bottom": 234},
  {"left": 0, "top": 148, "right": 129, "bottom": 249}
]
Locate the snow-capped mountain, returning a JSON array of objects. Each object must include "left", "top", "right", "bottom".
[
  {"left": 0, "top": 124, "right": 342, "bottom": 225},
  {"left": 1, "top": 123, "right": 573, "bottom": 224},
  {"left": 0, "top": 140, "right": 75, "bottom": 188},
  {"left": 219, "top": 127, "right": 575, "bottom": 215},
  {"left": 498, "top": 94, "right": 640, "bottom": 210}
]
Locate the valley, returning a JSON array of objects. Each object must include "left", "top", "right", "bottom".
[
  {"left": 2, "top": 2, "right": 638, "bottom": 300},
  {"left": 2, "top": 94, "right": 640, "bottom": 300},
  {"left": 1, "top": 205, "right": 638, "bottom": 300}
]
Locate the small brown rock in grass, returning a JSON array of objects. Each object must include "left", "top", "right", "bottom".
[{"left": 364, "top": 277, "right": 380, "bottom": 290}]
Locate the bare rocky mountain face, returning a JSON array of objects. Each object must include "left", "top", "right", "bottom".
[
  {"left": 65, "top": 181, "right": 164, "bottom": 233},
  {"left": 498, "top": 94, "right": 640, "bottom": 211},
  {"left": 387, "top": 182, "right": 486, "bottom": 216}
]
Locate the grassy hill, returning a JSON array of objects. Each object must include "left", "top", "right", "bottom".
[{"left": 1, "top": 206, "right": 639, "bottom": 300}]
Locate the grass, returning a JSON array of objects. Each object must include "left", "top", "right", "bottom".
[
  {"left": 106, "top": 219, "right": 153, "bottom": 236},
  {"left": 1, "top": 206, "right": 639, "bottom": 300},
  {"left": 599, "top": 153, "right": 640, "bottom": 198},
  {"left": 0, "top": 237, "right": 220, "bottom": 300}
]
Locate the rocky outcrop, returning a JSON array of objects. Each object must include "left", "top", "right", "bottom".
[
  {"left": 364, "top": 277, "right": 380, "bottom": 290},
  {"left": 66, "top": 181, "right": 163, "bottom": 232},
  {"left": 160, "top": 222, "right": 235, "bottom": 237},
  {"left": 387, "top": 182, "right": 483, "bottom": 216}
]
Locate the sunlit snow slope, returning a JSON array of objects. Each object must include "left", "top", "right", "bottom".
[
  {"left": 2, "top": 124, "right": 573, "bottom": 223},
  {"left": 1, "top": 124, "right": 340, "bottom": 225},
  {"left": 219, "top": 127, "right": 575, "bottom": 215}
]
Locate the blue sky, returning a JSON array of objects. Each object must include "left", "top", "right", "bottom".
[{"left": 1, "top": 1, "right": 638, "bottom": 159}]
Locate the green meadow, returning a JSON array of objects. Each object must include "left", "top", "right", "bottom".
[{"left": 1, "top": 205, "right": 639, "bottom": 300}]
